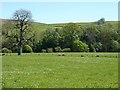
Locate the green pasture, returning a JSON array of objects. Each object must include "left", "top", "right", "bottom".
[
  {"left": 32, "top": 21, "right": 118, "bottom": 32},
  {"left": 2, "top": 53, "right": 118, "bottom": 88}
]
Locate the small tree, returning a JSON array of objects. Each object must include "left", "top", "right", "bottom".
[
  {"left": 100, "top": 24, "right": 117, "bottom": 52},
  {"left": 62, "top": 23, "right": 83, "bottom": 51},
  {"left": 96, "top": 18, "right": 105, "bottom": 24},
  {"left": 72, "top": 40, "right": 88, "bottom": 52},
  {"left": 42, "top": 28, "right": 61, "bottom": 49},
  {"left": 82, "top": 26, "right": 99, "bottom": 52}
]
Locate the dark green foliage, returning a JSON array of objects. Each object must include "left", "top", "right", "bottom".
[
  {"left": 82, "top": 25, "right": 99, "bottom": 52},
  {"left": 93, "top": 42, "right": 102, "bottom": 52},
  {"left": 42, "top": 28, "right": 61, "bottom": 49},
  {"left": 99, "top": 23, "right": 119, "bottom": 52},
  {"left": 46, "top": 48, "right": 53, "bottom": 53},
  {"left": 41, "top": 49, "right": 46, "bottom": 53},
  {"left": 2, "top": 48, "right": 12, "bottom": 53},
  {"left": 109, "top": 40, "right": 119, "bottom": 52},
  {"left": 22, "top": 45, "right": 33, "bottom": 53},
  {"left": 89, "top": 44, "right": 96, "bottom": 52},
  {"left": 54, "top": 46, "right": 62, "bottom": 52},
  {"left": 62, "top": 23, "right": 83, "bottom": 51},
  {"left": 2, "top": 22, "right": 18, "bottom": 53},
  {"left": 32, "top": 40, "right": 42, "bottom": 53}
]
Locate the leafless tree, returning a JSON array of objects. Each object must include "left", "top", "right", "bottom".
[{"left": 13, "top": 9, "right": 34, "bottom": 55}]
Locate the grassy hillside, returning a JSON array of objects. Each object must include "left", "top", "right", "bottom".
[
  {"left": 1, "top": 19, "right": 118, "bottom": 41},
  {"left": 32, "top": 21, "right": 118, "bottom": 33},
  {"left": 31, "top": 21, "right": 118, "bottom": 41},
  {"left": 1, "top": 19, "right": 118, "bottom": 32}
]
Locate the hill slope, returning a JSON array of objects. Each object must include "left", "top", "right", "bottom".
[{"left": 1, "top": 19, "right": 118, "bottom": 33}]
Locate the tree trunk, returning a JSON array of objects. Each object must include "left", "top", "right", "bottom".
[
  {"left": 18, "top": 41, "right": 22, "bottom": 55},
  {"left": 18, "top": 29, "right": 23, "bottom": 55}
]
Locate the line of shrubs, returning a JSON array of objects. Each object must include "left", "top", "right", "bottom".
[
  {"left": 1, "top": 45, "right": 33, "bottom": 53},
  {"left": 41, "top": 47, "right": 71, "bottom": 53},
  {"left": 1, "top": 46, "right": 81, "bottom": 53}
]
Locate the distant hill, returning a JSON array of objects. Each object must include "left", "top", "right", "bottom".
[{"left": 1, "top": 18, "right": 118, "bottom": 33}]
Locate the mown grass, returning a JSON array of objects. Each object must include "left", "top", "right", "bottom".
[{"left": 2, "top": 53, "right": 118, "bottom": 88}]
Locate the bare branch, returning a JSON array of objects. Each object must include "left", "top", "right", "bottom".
[{"left": 12, "top": 9, "right": 33, "bottom": 55}]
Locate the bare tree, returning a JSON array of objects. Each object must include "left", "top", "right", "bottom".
[{"left": 13, "top": 9, "right": 34, "bottom": 55}]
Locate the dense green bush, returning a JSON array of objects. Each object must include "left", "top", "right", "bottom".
[
  {"left": 72, "top": 40, "right": 89, "bottom": 52},
  {"left": 89, "top": 44, "right": 96, "bottom": 52},
  {"left": 32, "top": 40, "right": 42, "bottom": 53},
  {"left": 54, "top": 47, "right": 62, "bottom": 52},
  {"left": 62, "top": 48, "right": 71, "bottom": 52},
  {"left": 62, "top": 23, "right": 83, "bottom": 50},
  {"left": 93, "top": 42, "right": 102, "bottom": 52},
  {"left": 46, "top": 48, "right": 53, "bottom": 53},
  {"left": 110, "top": 40, "right": 119, "bottom": 52},
  {"left": 41, "top": 49, "right": 46, "bottom": 53},
  {"left": 2, "top": 48, "right": 12, "bottom": 53},
  {"left": 22, "top": 45, "right": 33, "bottom": 53},
  {"left": 41, "top": 28, "right": 61, "bottom": 49}
]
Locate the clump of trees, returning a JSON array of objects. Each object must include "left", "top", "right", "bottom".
[{"left": 2, "top": 9, "right": 120, "bottom": 54}]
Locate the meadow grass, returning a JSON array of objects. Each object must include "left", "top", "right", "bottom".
[{"left": 2, "top": 53, "right": 118, "bottom": 88}]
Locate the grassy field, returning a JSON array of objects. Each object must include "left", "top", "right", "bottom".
[
  {"left": 31, "top": 21, "right": 118, "bottom": 33},
  {"left": 2, "top": 53, "right": 118, "bottom": 88}
]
